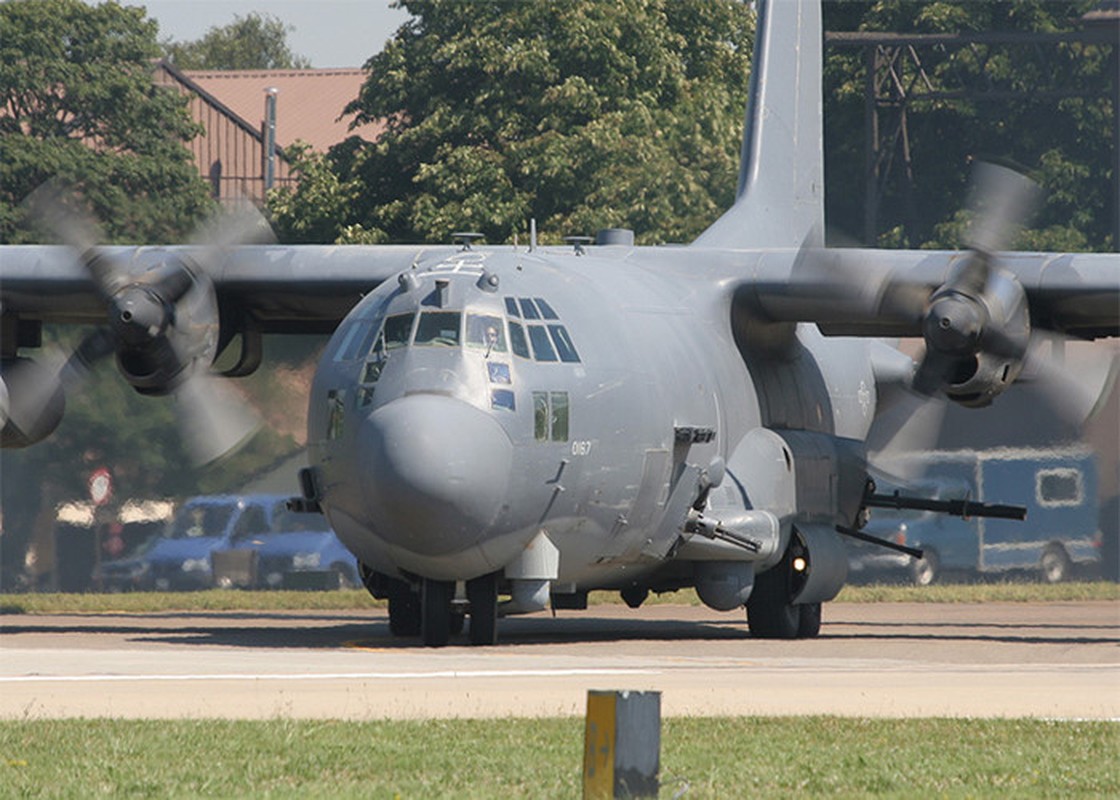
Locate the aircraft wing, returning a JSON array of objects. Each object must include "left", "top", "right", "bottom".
[
  {"left": 0, "top": 244, "right": 459, "bottom": 333},
  {"left": 738, "top": 248, "right": 1120, "bottom": 340}
]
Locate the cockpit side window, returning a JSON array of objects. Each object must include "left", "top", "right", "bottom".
[
  {"left": 504, "top": 297, "right": 521, "bottom": 318},
  {"left": 332, "top": 321, "right": 377, "bottom": 362},
  {"left": 465, "top": 314, "right": 507, "bottom": 354},
  {"left": 382, "top": 313, "right": 415, "bottom": 350},
  {"left": 415, "top": 311, "right": 462, "bottom": 346}
]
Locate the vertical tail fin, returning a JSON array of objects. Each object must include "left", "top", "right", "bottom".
[{"left": 693, "top": 0, "right": 823, "bottom": 249}]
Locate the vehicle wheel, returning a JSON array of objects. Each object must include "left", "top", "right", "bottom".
[
  {"left": 746, "top": 563, "right": 799, "bottom": 639},
  {"left": 387, "top": 583, "right": 421, "bottom": 637},
  {"left": 911, "top": 549, "right": 939, "bottom": 587},
  {"left": 466, "top": 572, "right": 499, "bottom": 646},
  {"left": 797, "top": 602, "right": 822, "bottom": 638},
  {"left": 421, "top": 578, "right": 455, "bottom": 647},
  {"left": 1040, "top": 545, "right": 1071, "bottom": 584},
  {"left": 330, "top": 563, "right": 356, "bottom": 590}
]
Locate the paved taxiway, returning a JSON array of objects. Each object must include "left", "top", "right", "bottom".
[{"left": 2, "top": 601, "right": 1117, "bottom": 719}]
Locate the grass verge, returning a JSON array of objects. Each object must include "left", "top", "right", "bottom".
[
  {"left": 1, "top": 717, "right": 1115, "bottom": 798},
  {"left": 1, "top": 581, "right": 1116, "bottom": 615}
]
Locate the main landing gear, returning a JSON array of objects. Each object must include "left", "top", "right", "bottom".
[
  {"left": 745, "top": 546, "right": 821, "bottom": 639},
  {"left": 360, "top": 564, "right": 500, "bottom": 647}
]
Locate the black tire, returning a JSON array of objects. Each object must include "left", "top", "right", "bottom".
[
  {"left": 911, "top": 549, "right": 939, "bottom": 587},
  {"left": 746, "top": 563, "right": 799, "bottom": 639},
  {"left": 797, "top": 602, "right": 822, "bottom": 638},
  {"left": 466, "top": 573, "right": 499, "bottom": 646},
  {"left": 1040, "top": 545, "right": 1070, "bottom": 584},
  {"left": 421, "top": 578, "right": 455, "bottom": 647},
  {"left": 388, "top": 584, "right": 421, "bottom": 637}
]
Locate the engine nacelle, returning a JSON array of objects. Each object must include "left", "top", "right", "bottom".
[
  {"left": 0, "top": 357, "right": 65, "bottom": 448},
  {"left": 922, "top": 265, "right": 1030, "bottom": 407},
  {"left": 942, "top": 349, "right": 1024, "bottom": 408}
]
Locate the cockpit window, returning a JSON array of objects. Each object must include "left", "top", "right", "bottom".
[
  {"left": 332, "top": 321, "right": 377, "bottom": 362},
  {"left": 528, "top": 325, "right": 557, "bottom": 362},
  {"left": 415, "top": 311, "right": 461, "bottom": 346},
  {"left": 548, "top": 325, "right": 580, "bottom": 363},
  {"left": 504, "top": 297, "right": 521, "bottom": 318},
  {"left": 465, "top": 314, "right": 507, "bottom": 354},
  {"left": 518, "top": 298, "right": 541, "bottom": 320},
  {"left": 534, "top": 298, "right": 559, "bottom": 320},
  {"left": 382, "top": 313, "right": 415, "bottom": 350},
  {"left": 508, "top": 322, "right": 531, "bottom": 359}
]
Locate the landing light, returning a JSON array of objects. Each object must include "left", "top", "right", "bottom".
[{"left": 792, "top": 556, "right": 808, "bottom": 573}]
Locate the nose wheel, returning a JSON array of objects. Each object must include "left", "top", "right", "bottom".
[
  {"left": 466, "top": 572, "right": 499, "bottom": 646},
  {"left": 421, "top": 578, "right": 456, "bottom": 647}
]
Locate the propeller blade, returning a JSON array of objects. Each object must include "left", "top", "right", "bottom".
[
  {"left": 172, "top": 372, "right": 261, "bottom": 467},
  {"left": 964, "top": 162, "right": 1042, "bottom": 257}
]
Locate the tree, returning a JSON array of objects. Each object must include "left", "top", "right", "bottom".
[
  {"left": 163, "top": 13, "right": 311, "bottom": 70},
  {"left": 822, "top": 1, "right": 1115, "bottom": 251},
  {"left": 269, "top": 0, "right": 754, "bottom": 245},
  {"left": 0, "top": 0, "right": 214, "bottom": 244}
]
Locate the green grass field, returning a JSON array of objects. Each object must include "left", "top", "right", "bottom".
[
  {"left": 1, "top": 717, "right": 1116, "bottom": 798},
  {"left": 1, "top": 581, "right": 1116, "bottom": 615}
]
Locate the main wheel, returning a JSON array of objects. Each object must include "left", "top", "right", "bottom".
[
  {"left": 746, "top": 563, "right": 800, "bottom": 639},
  {"left": 387, "top": 582, "right": 421, "bottom": 637},
  {"left": 797, "top": 602, "right": 822, "bottom": 638},
  {"left": 421, "top": 578, "right": 455, "bottom": 647},
  {"left": 466, "top": 572, "right": 499, "bottom": 646}
]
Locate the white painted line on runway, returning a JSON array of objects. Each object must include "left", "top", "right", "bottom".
[{"left": 0, "top": 667, "right": 661, "bottom": 683}]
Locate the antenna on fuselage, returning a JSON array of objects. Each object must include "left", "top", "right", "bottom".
[{"left": 529, "top": 218, "right": 537, "bottom": 252}]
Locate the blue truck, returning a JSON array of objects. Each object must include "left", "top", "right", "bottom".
[{"left": 848, "top": 446, "right": 1103, "bottom": 584}]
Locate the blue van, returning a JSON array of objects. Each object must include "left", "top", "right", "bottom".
[{"left": 848, "top": 446, "right": 1102, "bottom": 584}]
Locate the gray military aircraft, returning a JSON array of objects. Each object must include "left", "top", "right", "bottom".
[{"left": 1, "top": 1, "right": 1117, "bottom": 646}]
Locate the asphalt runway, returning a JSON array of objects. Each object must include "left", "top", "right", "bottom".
[{"left": 2, "top": 601, "right": 1117, "bottom": 720}]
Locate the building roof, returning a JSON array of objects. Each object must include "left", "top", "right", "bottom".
[{"left": 176, "top": 67, "right": 383, "bottom": 152}]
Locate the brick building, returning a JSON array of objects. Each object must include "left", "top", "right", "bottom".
[{"left": 155, "top": 62, "right": 383, "bottom": 205}]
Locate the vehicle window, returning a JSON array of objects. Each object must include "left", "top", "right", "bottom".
[
  {"left": 528, "top": 326, "right": 557, "bottom": 362},
  {"left": 519, "top": 298, "right": 541, "bottom": 320},
  {"left": 415, "top": 311, "right": 461, "bottom": 346},
  {"left": 232, "top": 505, "right": 268, "bottom": 539},
  {"left": 504, "top": 297, "right": 521, "bottom": 318},
  {"left": 273, "top": 508, "right": 323, "bottom": 533},
  {"left": 548, "top": 325, "right": 580, "bottom": 363},
  {"left": 170, "top": 504, "right": 235, "bottom": 539},
  {"left": 465, "top": 314, "right": 508, "bottom": 353},
  {"left": 383, "top": 312, "right": 415, "bottom": 350},
  {"left": 508, "top": 322, "right": 531, "bottom": 359},
  {"left": 1037, "top": 468, "right": 1082, "bottom": 507},
  {"left": 534, "top": 298, "right": 559, "bottom": 320}
]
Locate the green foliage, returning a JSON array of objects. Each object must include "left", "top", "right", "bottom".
[
  {"left": 162, "top": 12, "right": 311, "bottom": 70},
  {"left": 823, "top": 1, "right": 1115, "bottom": 251},
  {"left": 0, "top": 0, "right": 214, "bottom": 244},
  {"left": 274, "top": 0, "right": 754, "bottom": 245}
]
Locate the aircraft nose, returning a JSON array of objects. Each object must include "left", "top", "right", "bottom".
[{"left": 360, "top": 394, "right": 512, "bottom": 554}]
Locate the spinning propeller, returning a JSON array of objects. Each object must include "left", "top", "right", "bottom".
[{"left": 22, "top": 185, "right": 265, "bottom": 465}]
